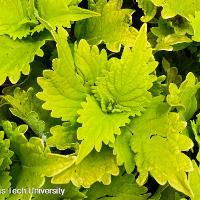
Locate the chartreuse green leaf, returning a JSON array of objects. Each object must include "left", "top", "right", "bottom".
[
  {"left": 172, "top": 16, "right": 193, "bottom": 36},
  {"left": 95, "top": 24, "right": 157, "bottom": 115},
  {"left": 2, "top": 121, "right": 76, "bottom": 200},
  {"left": 129, "top": 96, "right": 194, "bottom": 197},
  {"left": 136, "top": 0, "right": 157, "bottom": 22},
  {"left": 0, "top": 0, "right": 99, "bottom": 38},
  {"left": 47, "top": 122, "right": 78, "bottom": 150},
  {"left": 0, "top": 35, "right": 45, "bottom": 85},
  {"left": 162, "top": 58, "right": 182, "bottom": 87},
  {"left": 150, "top": 185, "right": 187, "bottom": 200},
  {"left": 75, "top": 0, "right": 138, "bottom": 52},
  {"left": 52, "top": 147, "right": 119, "bottom": 188},
  {"left": 74, "top": 39, "right": 108, "bottom": 85},
  {"left": 76, "top": 96, "right": 130, "bottom": 163},
  {"left": 188, "top": 161, "right": 200, "bottom": 200},
  {"left": 149, "top": 75, "right": 166, "bottom": 96},
  {"left": 32, "top": 178, "right": 86, "bottom": 200},
  {"left": 151, "top": 0, "right": 200, "bottom": 42},
  {"left": 0, "top": 0, "right": 38, "bottom": 39},
  {"left": 86, "top": 174, "right": 150, "bottom": 200},
  {"left": 154, "top": 34, "right": 192, "bottom": 51},
  {"left": 37, "top": 28, "right": 87, "bottom": 122},
  {"left": 0, "top": 117, "right": 13, "bottom": 200},
  {"left": 190, "top": 11, "right": 200, "bottom": 42},
  {"left": 0, "top": 131, "right": 13, "bottom": 171},
  {"left": 75, "top": 95, "right": 129, "bottom": 161},
  {"left": 151, "top": 0, "right": 200, "bottom": 19},
  {"left": 0, "top": 130, "right": 12, "bottom": 200},
  {"left": 0, "top": 171, "right": 12, "bottom": 200},
  {"left": 191, "top": 114, "right": 200, "bottom": 161},
  {"left": 35, "top": 0, "right": 100, "bottom": 29},
  {"left": 112, "top": 128, "right": 135, "bottom": 174},
  {"left": 167, "top": 72, "right": 200, "bottom": 121},
  {"left": 3, "top": 87, "right": 54, "bottom": 137},
  {"left": 151, "top": 19, "right": 192, "bottom": 51}
]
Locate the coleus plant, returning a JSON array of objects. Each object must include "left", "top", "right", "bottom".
[{"left": 1, "top": 0, "right": 200, "bottom": 200}]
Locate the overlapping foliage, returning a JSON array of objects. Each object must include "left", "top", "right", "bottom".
[{"left": 1, "top": 0, "right": 200, "bottom": 199}]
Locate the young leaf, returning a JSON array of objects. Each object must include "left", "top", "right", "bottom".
[
  {"left": 162, "top": 58, "right": 182, "bottom": 87},
  {"left": 129, "top": 97, "right": 194, "bottom": 197},
  {"left": 151, "top": 19, "right": 192, "bottom": 51},
  {"left": 74, "top": 39, "right": 108, "bottom": 85},
  {"left": 75, "top": 0, "right": 138, "bottom": 52},
  {"left": 52, "top": 148, "right": 119, "bottom": 188},
  {"left": 167, "top": 72, "right": 200, "bottom": 121},
  {"left": 47, "top": 123, "right": 78, "bottom": 150},
  {"left": 150, "top": 2, "right": 200, "bottom": 43},
  {"left": 77, "top": 96, "right": 130, "bottom": 163},
  {"left": 95, "top": 24, "right": 157, "bottom": 116},
  {"left": 155, "top": 34, "right": 192, "bottom": 51}
]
